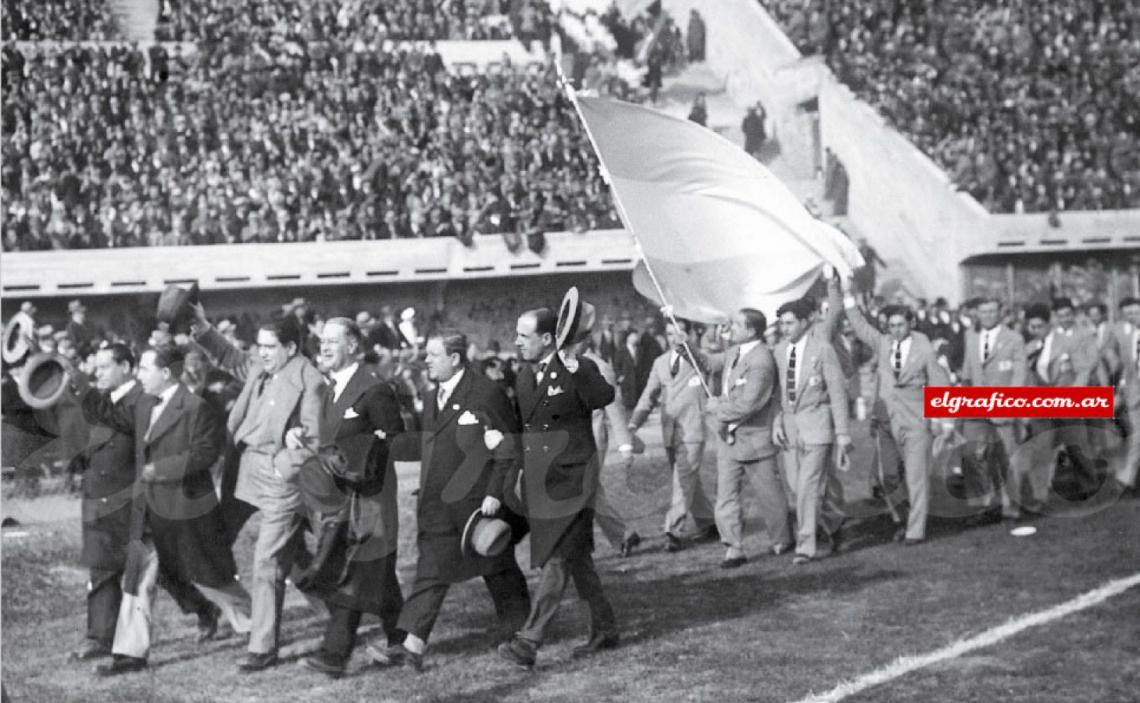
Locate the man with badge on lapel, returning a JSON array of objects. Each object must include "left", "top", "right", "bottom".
[
  {"left": 841, "top": 276, "right": 950, "bottom": 545},
  {"left": 371, "top": 331, "right": 530, "bottom": 671},
  {"left": 74, "top": 345, "right": 250, "bottom": 676},
  {"left": 702, "top": 308, "right": 788, "bottom": 568},
  {"left": 298, "top": 318, "right": 406, "bottom": 678},
  {"left": 959, "top": 297, "right": 1031, "bottom": 522},
  {"left": 498, "top": 294, "right": 619, "bottom": 669}
]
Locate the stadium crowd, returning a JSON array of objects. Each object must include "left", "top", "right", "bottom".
[
  {"left": 1, "top": 39, "right": 617, "bottom": 251},
  {"left": 1, "top": 0, "right": 119, "bottom": 41},
  {"left": 760, "top": 0, "right": 1140, "bottom": 213}
]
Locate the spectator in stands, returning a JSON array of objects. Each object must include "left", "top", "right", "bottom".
[{"left": 688, "top": 93, "right": 708, "bottom": 127}]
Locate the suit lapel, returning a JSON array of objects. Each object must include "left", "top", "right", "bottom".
[
  {"left": 526, "top": 356, "right": 562, "bottom": 422},
  {"left": 145, "top": 385, "right": 185, "bottom": 445},
  {"left": 329, "top": 367, "right": 372, "bottom": 439},
  {"left": 796, "top": 337, "right": 819, "bottom": 398}
]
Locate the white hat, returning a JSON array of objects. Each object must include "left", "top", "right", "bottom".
[{"left": 400, "top": 307, "right": 415, "bottom": 321}]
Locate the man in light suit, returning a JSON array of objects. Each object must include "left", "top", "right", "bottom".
[
  {"left": 842, "top": 277, "right": 949, "bottom": 544},
  {"left": 1104, "top": 298, "right": 1140, "bottom": 496},
  {"left": 772, "top": 298, "right": 850, "bottom": 564},
  {"left": 1031, "top": 298, "right": 1098, "bottom": 498},
  {"left": 958, "top": 297, "right": 1031, "bottom": 521},
  {"left": 76, "top": 346, "right": 250, "bottom": 676},
  {"left": 374, "top": 331, "right": 530, "bottom": 671},
  {"left": 190, "top": 306, "right": 325, "bottom": 672},
  {"left": 299, "top": 318, "right": 406, "bottom": 678},
  {"left": 702, "top": 308, "right": 788, "bottom": 568},
  {"left": 629, "top": 318, "right": 716, "bottom": 553}
]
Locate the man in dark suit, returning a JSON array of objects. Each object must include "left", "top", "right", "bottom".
[
  {"left": 498, "top": 307, "right": 618, "bottom": 669},
  {"left": 76, "top": 346, "right": 250, "bottom": 676},
  {"left": 372, "top": 331, "right": 530, "bottom": 671},
  {"left": 70, "top": 343, "right": 142, "bottom": 661},
  {"left": 613, "top": 330, "right": 640, "bottom": 411},
  {"left": 299, "top": 318, "right": 406, "bottom": 678}
]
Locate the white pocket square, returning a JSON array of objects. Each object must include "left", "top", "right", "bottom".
[
  {"left": 458, "top": 410, "right": 479, "bottom": 425},
  {"left": 734, "top": 378, "right": 747, "bottom": 386},
  {"left": 343, "top": 407, "right": 360, "bottom": 419},
  {"left": 547, "top": 386, "right": 565, "bottom": 397}
]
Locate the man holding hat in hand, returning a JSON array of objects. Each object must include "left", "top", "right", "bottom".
[
  {"left": 371, "top": 331, "right": 530, "bottom": 671},
  {"left": 498, "top": 300, "right": 619, "bottom": 669}
]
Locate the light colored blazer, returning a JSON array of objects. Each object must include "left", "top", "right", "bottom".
[
  {"left": 196, "top": 327, "right": 324, "bottom": 506},
  {"left": 773, "top": 325, "right": 849, "bottom": 446},
  {"left": 1106, "top": 322, "right": 1140, "bottom": 411},
  {"left": 846, "top": 305, "right": 949, "bottom": 430},
  {"left": 630, "top": 350, "right": 708, "bottom": 446},
  {"left": 1027, "top": 327, "right": 1094, "bottom": 387},
  {"left": 961, "top": 325, "right": 1027, "bottom": 425},
  {"left": 704, "top": 341, "right": 778, "bottom": 462}
]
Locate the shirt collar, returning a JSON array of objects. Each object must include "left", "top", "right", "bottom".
[
  {"left": 331, "top": 362, "right": 359, "bottom": 394},
  {"left": 154, "top": 383, "right": 178, "bottom": 405},
  {"left": 539, "top": 351, "right": 557, "bottom": 368},
  {"left": 438, "top": 368, "right": 465, "bottom": 396},
  {"left": 738, "top": 339, "right": 760, "bottom": 357},
  {"left": 110, "top": 379, "right": 136, "bottom": 404}
]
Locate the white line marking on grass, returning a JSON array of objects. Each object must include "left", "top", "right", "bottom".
[{"left": 792, "top": 572, "right": 1140, "bottom": 703}]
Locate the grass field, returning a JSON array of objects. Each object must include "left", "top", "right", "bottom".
[{"left": 3, "top": 417, "right": 1138, "bottom": 703}]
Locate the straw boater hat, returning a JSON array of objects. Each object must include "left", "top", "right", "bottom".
[{"left": 461, "top": 509, "right": 512, "bottom": 558}]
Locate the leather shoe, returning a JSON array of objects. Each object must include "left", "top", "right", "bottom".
[
  {"left": 71, "top": 641, "right": 112, "bottom": 661},
  {"left": 497, "top": 637, "right": 537, "bottom": 669},
  {"left": 663, "top": 533, "right": 684, "bottom": 553},
  {"left": 302, "top": 654, "right": 345, "bottom": 678},
  {"left": 902, "top": 537, "right": 924, "bottom": 547},
  {"left": 769, "top": 542, "right": 794, "bottom": 556},
  {"left": 792, "top": 554, "right": 813, "bottom": 565},
  {"left": 572, "top": 632, "right": 619, "bottom": 658},
  {"left": 720, "top": 556, "right": 747, "bottom": 569},
  {"left": 196, "top": 604, "right": 220, "bottom": 643},
  {"left": 619, "top": 532, "right": 641, "bottom": 558},
  {"left": 368, "top": 643, "right": 422, "bottom": 672},
  {"left": 892, "top": 527, "right": 907, "bottom": 543},
  {"left": 95, "top": 655, "right": 147, "bottom": 677},
  {"left": 696, "top": 525, "right": 720, "bottom": 543},
  {"left": 238, "top": 651, "right": 278, "bottom": 673}
]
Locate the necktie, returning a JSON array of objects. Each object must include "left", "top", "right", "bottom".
[
  {"left": 786, "top": 345, "right": 797, "bottom": 402},
  {"left": 982, "top": 332, "right": 990, "bottom": 362},
  {"left": 256, "top": 371, "right": 271, "bottom": 398},
  {"left": 670, "top": 353, "right": 681, "bottom": 377},
  {"left": 893, "top": 341, "right": 902, "bottom": 378},
  {"left": 146, "top": 396, "right": 165, "bottom": 441},
  {"left": 437, "top": 384, "right": 448, "bottom": 409},
  {"left": 536, "top": 361, "right": 548, "bottom": 384}
]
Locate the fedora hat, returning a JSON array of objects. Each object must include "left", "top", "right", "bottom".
[
  {"left": 156, "top": 282, "right": 200, "bottom": 330},
  {"left": 461, "top": 509, "right": 512, "bottom": 559},
  {"left": 297, "top": 447, "right": 351, "bottom": 514}
]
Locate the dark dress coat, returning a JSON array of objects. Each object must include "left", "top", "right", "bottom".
[
  {"left": 76, "top": 381, "right": 143, "bottom": 571},
  {"left": 412, "top": 369, "right": 525, "bottom": 583},
  {"left": 82, "top": 383, "right": 236, "bottom": 593},
  {"left": 511, "top": 354, "right": 615, "bottom": 567},
  {"left": 298, "top": 366, "right": 404, "bottom": 614}
]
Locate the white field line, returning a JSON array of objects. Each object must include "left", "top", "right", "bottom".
[{"left": 791, "top": 572, "right": 1140, "bottom": 703}]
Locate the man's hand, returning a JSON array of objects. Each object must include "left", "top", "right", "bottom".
[
  {"left": 141, "top": 463, "right": 157, "bottom": 482},
  {"left": 558, "top": 346, "right": 579, "bottom": 373},
  {"left": 773, "top": 420, "right": 788, "bottom": 449},
  {"left": 481, "top": 495, "right": 501, "bottom": 516},
  {"left": 189, "top": 301, "right": 209, "bottom": 332},
  {"left": 284, "top": 427, "right": 307, "bottom": 450}
]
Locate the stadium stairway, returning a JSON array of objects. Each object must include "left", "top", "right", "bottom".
[
  {"left": 109, "top": 0, "right": 158, "bottom": 41},
  {"left": 657, "top": 61, "right": 834, "bottom": 218}
]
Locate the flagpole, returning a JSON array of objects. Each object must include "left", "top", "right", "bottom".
[{"left": 553, "top": 60, "right": 715, "bottom": 399}]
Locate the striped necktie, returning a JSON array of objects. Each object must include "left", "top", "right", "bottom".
[
  {"left": 893, "top": 341, "right": 902, "bottom": 378},
  {"left": 787, "top": 345, "right": 797, "bottom": 402}
]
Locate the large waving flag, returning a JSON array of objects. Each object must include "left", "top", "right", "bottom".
[{"left": 574, "top": 96, "right": 863, "bottom": 323}]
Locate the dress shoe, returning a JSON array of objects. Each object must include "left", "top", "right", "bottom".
[
  {"left": 497, "top": 637, "right": 537, "bottom": 669},
  {"left": 571, "top": 632, "right": 619, "bottom": 658},
  {"left": 368, "top": 642, "right": 422, "bottom": 672},
  {"left": 619, "top": 532, "right": 641, "bottom": 558},
  {"left": 94, "top": 655, "right": 147, "bottom": 677},
  {"left": 302, "top": 654, "right": 345, "bottom": 678},
  {"left": 892, "top": 527, "right": 907, "bottom": 543},
  {"left": 196, "top": 604, "right": 220, "bottom": 643},
  {"left": 827, "top": 529, "right": 845, "bottom": 555},
  {"left": 769, "top": 542, "right": 794, "bottom": 556},
  {"left": 902, "top": 537, "right": 924, "bottom": 547},
  {"left": 663, "top": 533, "right": 684, "bottom": 553},
  {"left": 792, "top": 554, "right": 813, "bottom": 566},
  {"left": 720, "top": 556, "right": 747, "bottom": 569},
  {"left": 238, "top": 651, "right": 278, "bottom": 673},
  {"left": 71, "top": 641, "right": 112, "bottom": 661}
]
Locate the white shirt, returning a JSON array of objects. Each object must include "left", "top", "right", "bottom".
[
  {"left": 436, "top": 368, "right": 465, "bottom": 407},
  {"left": 330, "top": 362, "right": 359, "bottom": 403},
  {"left": 979, "top": 326, "right": 1000, "bottom": 361},
  {"left": 1036, "top": 332, "right": 1054, "bottom": 381},
  {"left": 1131, "top": 329, "right": 1140, "bottom": 368},
  {"left": 110, "top": 379, "right": 136, "bottom": 405}
]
